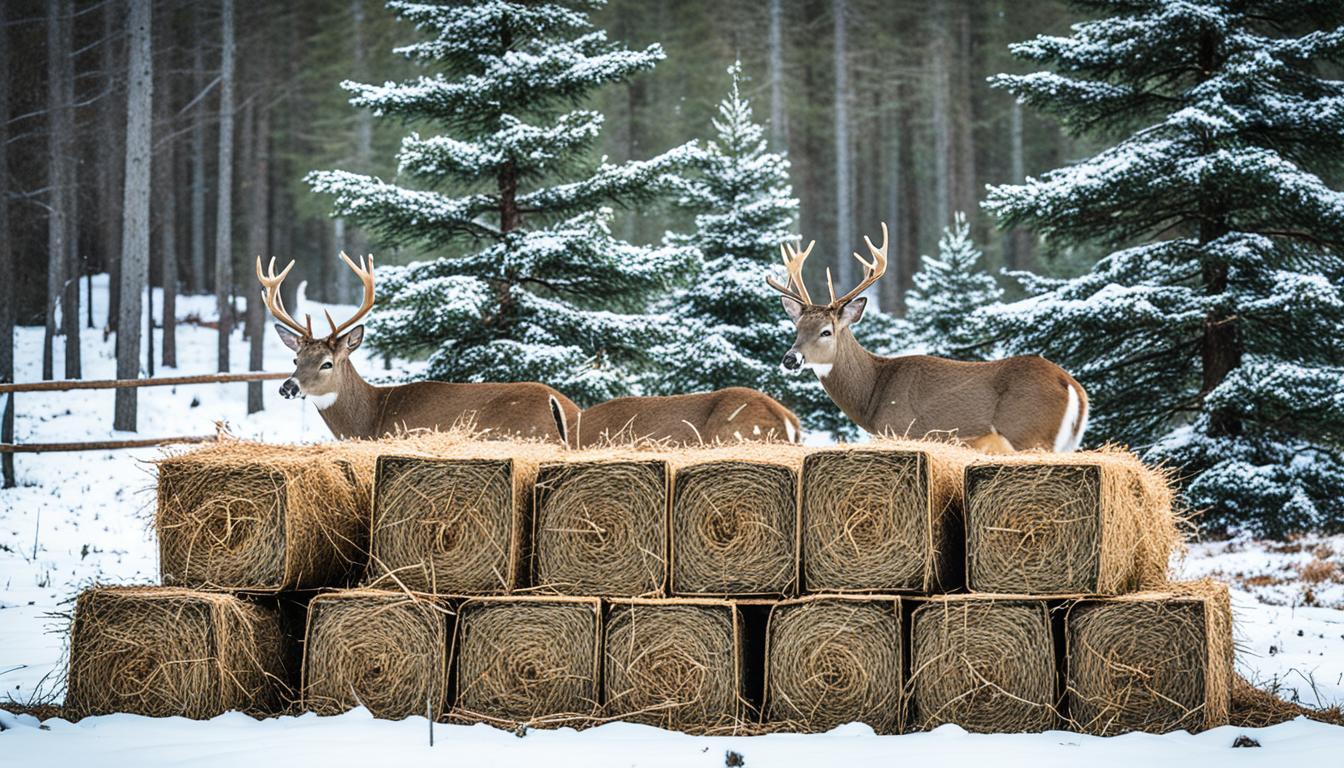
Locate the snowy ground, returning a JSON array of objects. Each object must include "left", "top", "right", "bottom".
[{"left": 2, "top": 275, "right": 1342, "bottom": 764}]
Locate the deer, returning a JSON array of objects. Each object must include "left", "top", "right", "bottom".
[
  {"left": 576, "top": 387, "right": 801, "bottom": 447},
  {"left": 767, "top": 223, "right": 1088, "bottom": 452},
  {"left": 256, "top": 253, "right": 581, "bottom": 444}
]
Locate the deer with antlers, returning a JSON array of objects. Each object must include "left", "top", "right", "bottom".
[
  {"left": 767, "top": 223, "right": 1088, "bottom": 452},
  {"left": 257, "top": 253, "right": 580, "bottom": 444}
]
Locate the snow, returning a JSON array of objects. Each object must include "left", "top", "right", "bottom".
[{"left": 3, "top": 277, "right": 1343, "bottom": 762}]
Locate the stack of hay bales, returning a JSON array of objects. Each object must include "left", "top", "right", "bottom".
[{"left": 64, "top": 433, "right": 1232, "bottom": 737}]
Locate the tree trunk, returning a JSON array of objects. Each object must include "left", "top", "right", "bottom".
[
  {"left": 44, "top": 1, "right": 74, "bottom": 381},
  {"left": 189, "top": 2, "right": 208, "bottom": 294},
  {"left": 102, "top": 0, "right": 124, "bottom": 331},
  {"left": 951, "top": 1, "right": 977, "bottom": 219},
  {"left": 880, "top": 101, "right": 903, "bottom": 314},
  {"left": 114, "top": 0, "right": 153, "bottom": 431},
  {"left": 1, "top": 0, "right": 14, "bottom": 486},
  {"left": 831, "top": 0, "right": 855, "bottom": 289},
  {"left": 768, "top": 0, "right": 786, "bottom": 150},
  {"left": 247, "top": 101, "right": 271, "bottom": 414},
  {"left": 347, "top": 0, "right": 372, "bottom": 268},
  {"left": 930, "top": 6, "right": 952, "bottom": 231},
  {"left": 156, "top": 33, "right": 177, "bottom": 368},
  {"left": 215, "top": 0, "right": 235, "bottom": 373},
  {"left": 895, "top": 78, "right": 920, "bottom": 307},
  {"left": 1004, "top": 98, "right": 1033, "bottom": 271}
]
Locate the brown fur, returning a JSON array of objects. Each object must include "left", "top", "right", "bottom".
[
  {"left": 577, "top": 387, "right": 801, "bottom": 447},
  {"left": 785, "top": 305, "right": 1087, "bottom": 451}
]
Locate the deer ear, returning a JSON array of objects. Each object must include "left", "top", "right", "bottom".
[
  {"left": 781, "top": 296, "right": 805, "bottom": 323},
  {"left": 274, "top": 323, "right": 304, "bottom": 351},
  {"left": 340, "top": 325, "right": 365, "bottom": 351},
  {"left": 838, "top": 297, "right": 867, "bottom": 326}
]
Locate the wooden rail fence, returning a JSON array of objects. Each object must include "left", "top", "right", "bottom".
[{"left": 1, "top": 371, "right": 290, "bottom": 487}]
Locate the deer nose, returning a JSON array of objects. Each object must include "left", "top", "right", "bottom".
[
  {"left": 781, "top": 351, "right": 803, "bottom": 372},
  {"left": 279, "top": 378, "right": 301, "bottom": 399}
]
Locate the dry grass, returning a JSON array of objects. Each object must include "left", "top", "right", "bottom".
[
  {"left": 301, "top": 589, "right": 452, "bottom": 720},
  {"left": 908, "top": 595, "right": 1058, "bottom": 733},
  {"left": 66, "top": 586, "right": 289, "bottom": 719},
  {"left": 1064, "top": 579, "right": 1233, "bottom": 735},
  {"left": 965, "top": 447, "right": 1180, "bottom": 595},
  {"left": 602, "top": 598, "right": 744, "bottom": 733},
  {"left": 531, "top": 456, "right": 669, "bottom": 596},
  {"left": 451, "top": 596, "right": 602, "bottom": 727},
  {"left": 764, "top": 595, "right": 903, "bottom": 733},
  {"left": 801, "top": 439, "right": 976, "bottom": 594}
]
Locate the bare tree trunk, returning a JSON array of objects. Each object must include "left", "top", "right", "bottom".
[
  {"left": 102, "top": 0, "right": 124, "bottom": 331},
  {"left": 1005, "top": 98, "right": 1033, "bottom": 271},
  {"left": 215, "top": 0, "right": 235, "bottom": 373},
  {"left": 44, "top": 1, "right": 74, "bottom": 381},
  {"left": 246, "top": 100, "right": 271, "bottom": 414},
  {"left": 156, "top": 33, "right": 177, "bottom": 368},
  {"left": 1, "top": 0, "right": 15, "bottom": 486},
  {"left": 879, "top": 101, "right": 903, "bottom": 314},
  {"left": 930, "top": 7, "right": 952, "bottom": 231},
  {"left": 951, "top": 1, "right": 977, "bottom": 219},
  {"left": 895, "top": 79, "right": 920, "bottom": 307},
  {"left": 345, "top": 0, "right": 372, "bottom": 273},
  {"left": 189, "top": 2, "right": 208, "bottom": 294},
  {"left": 832, "top": 0, "right": 855, "bottom": 290},
  {"left": 114, "top": 0, "right": 153, "bottom": 431},
  {"left": 768, "top": 0, "right": 786, "bottom": 150}
]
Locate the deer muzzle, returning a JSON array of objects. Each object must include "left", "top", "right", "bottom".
[
  {"left": 781, "top": 350, "right": 804, "bottom": 373},
  {"left": 279, "top": 378, "right": 301, "bottom": 400}
]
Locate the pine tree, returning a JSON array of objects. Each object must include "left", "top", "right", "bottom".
[
  {"left": 905, "top": 212, "right": 1001, "bottom": 359},
  {"left": 307, "top": 0, "right": 695, "bottom": 405},
  {"left": 982, "top": 1, "right": 1344, "bottom": 535}
]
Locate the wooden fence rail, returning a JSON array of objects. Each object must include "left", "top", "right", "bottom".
[{"left": 1, "top": 371, "right": 289, "bottom": 486}]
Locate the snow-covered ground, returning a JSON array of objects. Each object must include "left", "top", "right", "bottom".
[{"left": 2, "top": 276, "right": 1342, "bottom": 763}]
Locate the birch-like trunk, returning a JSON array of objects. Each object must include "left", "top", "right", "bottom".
[
  {"left": 189, "top": 2, "right": 208, "bottom": 294},
  {"left": 832, "top": 0, "right": 855, "bottom": 290},
  {"left": 44, "top": 0, "right": 75, "bottom": 381},
  {"left": 155, "top": 39, "right": 177, "bottom": 368},
  {"left": 930, "top": 7, "right": 952, "bottom": 231},
  {"left": 114, "top": 0, "right": 153, "bottom": 431},
  {"left": 214, "top": 0, "right": 235, "bottom": 373},
  {"left": 247, "top": 101, "right": 271, "bottom": 414},
  {"left": 101, "top": 0, "right": 124, "bottom": 331},
  {"left": 768, "top": 0, "right": 785, "bottom": 150}
]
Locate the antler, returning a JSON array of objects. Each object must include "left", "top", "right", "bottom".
[
  {"left": 255, "top": 256, "right": 313, "bottom": 338},
  {"left": 828, "top": 221, "right": 888, "bottom": 307},
  {"left": 325, "top": 252, "right": 376, "bottom": 340},
  {"left": 765, "top": 239, "right": 817, "bottom": 306}
]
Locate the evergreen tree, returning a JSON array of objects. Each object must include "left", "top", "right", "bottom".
[
  {"left": 307, "top": 0, "right": 695, "bottom": 404},
  {"left": 982, "top": 0, "right": 1344, "bottom": 535},
  {"left": 905, "top": 212, "right": 1001, "bottom": 359}
]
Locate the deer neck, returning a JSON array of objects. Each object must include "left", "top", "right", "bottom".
[
  {"left": 816, "top": 329, "right": 882, "bottom": 430},
  {"left": 313, "top": 361, "right": 384, "bottom": 439}
]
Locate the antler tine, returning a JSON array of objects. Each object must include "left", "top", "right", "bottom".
[
  {"left": 830, "top": 221, "right": 889, "bottom": 307},
  {"left": 255, "top": 255, "right": 311, "bottom": 338},
  {"left": 326, "top": 251, "right": 376, "bottom": 340},
  {"left": 765, "top": 238, "right": 816, "bottom": 306}
]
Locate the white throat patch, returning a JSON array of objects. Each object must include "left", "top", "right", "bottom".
[
  {"left": 805, "top": 363, "right": 833, "bottom": 378},
  {"left": 307, "top": 392, "right": 339, "bottom": 410}
]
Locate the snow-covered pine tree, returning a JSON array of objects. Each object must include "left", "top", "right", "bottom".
[
  {"left": 307, "top": 1, "right": 695, "bottom": 405},
  {"left": 983, "top": 1, "right": 1344, "bottom": 535},
  {"left": 905, "top": 212, "right": 1001, "bottom": 359}
]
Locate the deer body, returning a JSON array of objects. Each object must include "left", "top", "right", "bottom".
[
  {"left": 260, "top": 254, "right": 579, "bottom": 444},
  {"left": 578, "top": 387, "right": 800, "bottom": 447},
  {"left": 769, "top": 223, "right": 1089, "bottom": 452}
]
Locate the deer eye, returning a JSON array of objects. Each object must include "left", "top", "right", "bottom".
[
  {"left": 820, "top": 329, "right": 833, "bottom": 338},
  {"left": 320, "top": 362, "right": 334, "bottom": 370}
]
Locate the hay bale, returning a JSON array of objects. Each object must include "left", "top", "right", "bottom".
[
  {"left": 764, "top": 595, "right": 902, "bottom": 733},
  {"left": 909, "top": 595, "right": 1058, "bottom": 733},
  {"left": 1065, "top": 579, "right": 1233, "bottom": 735},
  {"left": 369, "top": 441, "right": 558, "bottom": 594},
  {"left": 802, "top": 439, "right": 975, "bottom": 593},
  {"left": 66, "top": 586, "right": 289, "bottom": 719},
  {"left": 531, "top": 457, "right": 669, "bottom": 596},
  {"left": 452, "top": 596, "right": 602, "bottom": 727},
  {"left": 301, "top": 589, "right": 452, "bottom": 720},
  {"left": 157, "top": 442, "right": 366, "bottom": 591},
  {"left": 670, "top": 445, "right": 803, "bottom": 596},
  {"left": 603, "top": 598, "right": 744, "bottom": 733},
  {"left": 965, "top": 448, "right": 1179, "bottom": 595}
]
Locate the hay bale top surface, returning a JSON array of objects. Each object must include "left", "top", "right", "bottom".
[
  {"left": 1085, "top": 578, "right": 1226, "bottom": 604},
  {"left": 773, "top": 593, "right": 904, "bottom": 608},
  {"left": 968, "top": 445, "right": 1174, "bottom": 499},
  {"left": 309, "top": 587, "right": 454, "bottom": 609}
]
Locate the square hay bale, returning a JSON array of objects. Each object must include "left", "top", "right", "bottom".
[
  {"left": 66, "top": 587, "right": 289, "bottom": 719},
  {"left": 157, "top": 444, "right": 366, "bottom": 591},
  {"left": 603, "top": 598, "right": 745, "bottom": 733},
  {"left": 964, "top": 449, "right": 1179, "bottom": 595},
  {"left": 909, "top": 595, "right": 1058, "bottom": 733},
  {"left": 301, "top": 589, "right": 453, "bottom": 720},
  {"left": 531, "top": 458, "right": 669, "bottom": 596},
  {"left": 451, "top": 596, "right": 602, "bottom": 727},
  {"left": 764, "top": 595, "right": 903, "bottom": 733},
  {"left": 670, "top": 446, "right": 803, "bottom": 596},
  {"left": 369, "top": 442, "right": 556, "bottom": 594},
  {"left": 1065, "top": 580, "right": 1233, "bottom": 735},
  {"left": 802, "top": 440, "right": 974, "bottom": 593}
]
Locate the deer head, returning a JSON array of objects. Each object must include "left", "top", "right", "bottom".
[
  {"left": 256, "top": 252, "right": 375, "bottom": 405},
  {"left": 767, "top": 222, "right": 888, "bottom": 375}
]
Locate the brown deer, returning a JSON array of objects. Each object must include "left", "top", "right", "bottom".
[
  {"left": 257, "top": 253, "right": 580, "bottom": 444},
  {"left": 767, "top": 224, "right": 1088, "bottom": 452},
  {"left": 577, "top": 387, "right": 801, "bottom": 447}
]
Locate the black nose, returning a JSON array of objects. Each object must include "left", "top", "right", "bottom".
[
  {"left": 781, "top": 351, "right": 803, "bottom": 371},
  {"left": 279, "top": 379, "right": 300, "bottom": 399}
]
